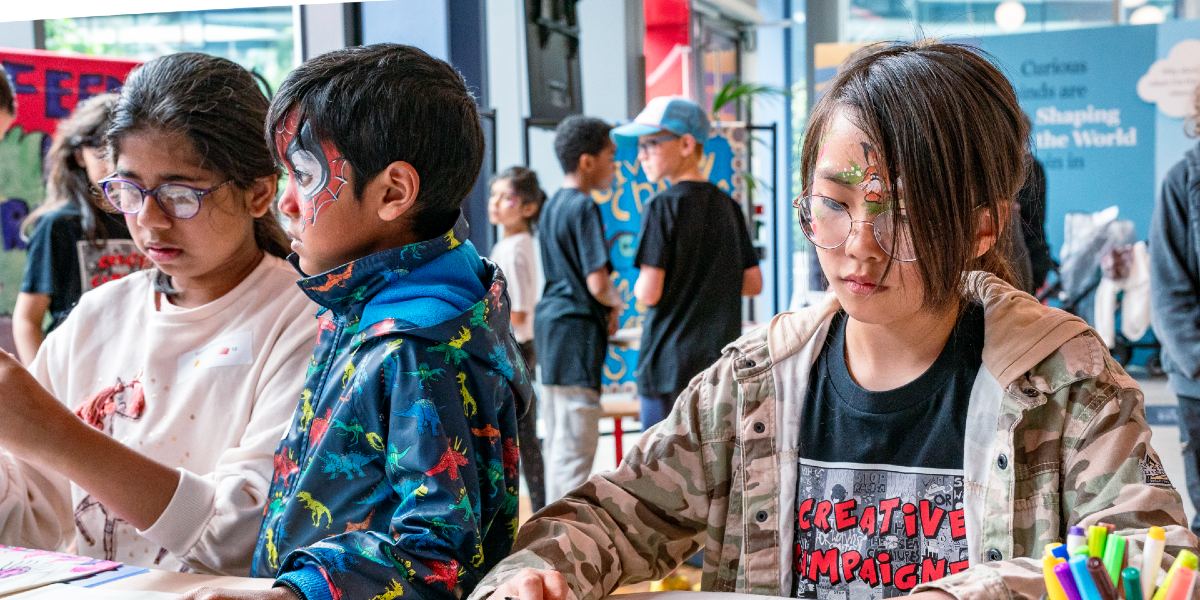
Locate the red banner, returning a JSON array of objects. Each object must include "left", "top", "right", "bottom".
[
  {"left": 0, "top": 49, "right": 141, "bottom": 313},
  {"left": 0, "top": 48, "right": 140, "bottom": 137}
]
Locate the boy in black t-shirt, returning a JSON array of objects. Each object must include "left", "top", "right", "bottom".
[
  {"left": 612, "top": 97, "right": 761, "bottom": 428},
  {"left": 534, "top": 115, "right": 622, "bottom": 502}
]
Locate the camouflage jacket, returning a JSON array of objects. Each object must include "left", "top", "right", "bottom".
[{"left": 472, "top": 272, "right": 1198, "bottom": 600}]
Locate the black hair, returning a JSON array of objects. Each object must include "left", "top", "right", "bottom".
[
  {"left": 266, "top": 43, "right": 484, "bottom": 241},
  {"left": 490, "top": 166, "right": 546, "bottom": 229},
  {"left": 553, "top": 115, "right": 612, "bottom": 173},
  {"left": 0, "top": 70, "right": 14, "bottom": 115},
  {"left": 24, "top": 93, "right": 118, "bottom": 243},
  {"left": 107, "top": 52, "right": 290, "bottom": 291},
  {"left": 801, "top": 41, "right": 1026, "bottom": 312}
]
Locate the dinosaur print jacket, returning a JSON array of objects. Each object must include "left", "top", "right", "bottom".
[{"left": 253, "top": 217, "right": 529, "bottom": 600}]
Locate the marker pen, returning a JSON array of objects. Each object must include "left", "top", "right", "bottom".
[
  {"left": 1087, "top": 557, "right": 1117, "bottom": 600},
  {"left": 1142, "top": 526, "right": 1167, "bottom": 600},
  {"left": 1102, "top": 534, "right": 1125, "bottom": 586},
  {"left": 1056, "top": 561, "right": 1084, "bottom": 600},
  {"left": 1068, "top": 526, "right": 1088, "bottom": 556},
  {"left": 1045, "top": 553, "right": 1068, "bottom": 600},
  {"left": 1088, "top": 525, "right": 1109, "bottom": 559},
  {"left": 1152, "top": 549, "right": 1198, "bottom": 600},
  {"left": 1123, "top": 567, "right": 1144, "bottom": 600},
  {"left": 1072, "top": 555, "right": 1102, "bottom": 600}
]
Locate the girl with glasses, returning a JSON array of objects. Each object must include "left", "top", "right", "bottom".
[
  {"left": 474, "top": 41, "right": 1194, "bottom": 600},
  {"left": 14, "top": 93, "right": 139, "bottom": 364},
  {"left": 0, "top": 52, "right": 314, "bottom": 576}
]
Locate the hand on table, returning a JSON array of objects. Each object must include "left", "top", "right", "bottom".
[
  {"left": 490, "top": 568, "right": 571, "bottom": 600},
  {"left": 179, "top": 586, "right": 299, "bottom": 600}
]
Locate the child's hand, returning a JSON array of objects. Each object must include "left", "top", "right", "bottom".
[
  {"left": 0, "top": 349, "right": 77, "bottom": 456},
  {"left": 490, "top": 568, "right": 570, "bottom": 600},
  {"left": 179, "top": 587, "right": 299, "bottom": 600}
]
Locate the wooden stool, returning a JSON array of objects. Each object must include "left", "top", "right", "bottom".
[{"left": 600, "top": 397, "right": 640, "bottom": 464}]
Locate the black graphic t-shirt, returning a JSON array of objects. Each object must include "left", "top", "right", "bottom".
[
  {"left": 634, "top": 181, "right": 758, "bottom": 397},
  {"left": 794, "top": 304, "right": 984, "bottom": 598},
  {"left": 21, "top": 203, "right": 139, "bottom": 331}
]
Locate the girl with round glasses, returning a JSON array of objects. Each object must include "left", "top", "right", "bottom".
[
  {"left": 0, "top": 52, "right": 314, "bottom": 575},
  {"left": 475, "top": 41, "right": 1193, "bottom": 600}
]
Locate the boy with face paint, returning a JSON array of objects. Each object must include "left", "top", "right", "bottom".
[
  {"left": 283, "top": 119, "right": 351, "bottom": 228},
  {"left": 185, "top": 44, "right": 530, "bottom": 600}
]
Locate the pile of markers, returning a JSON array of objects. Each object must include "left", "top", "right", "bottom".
[{"left": 1043, "top": 524, "right": 1197, "bottom": 600}]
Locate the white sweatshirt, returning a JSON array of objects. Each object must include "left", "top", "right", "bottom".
[
  {"left": 0, "top": 254, "right": 316, "bottom": 575},
  {"left": 490, "top": 231, "right": 541, "bottom": 343}
]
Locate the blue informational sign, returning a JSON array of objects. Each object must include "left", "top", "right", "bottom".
[
  {"left": 976, "top": 25, "right": 1159, "bottom": 256},
  {"left": 592, "top": 125, "right": 748, "bottom": 393}
]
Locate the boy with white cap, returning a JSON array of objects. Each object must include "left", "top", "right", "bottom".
[{"left": 613, "top": 96, "right": 762, "bottom": 428}]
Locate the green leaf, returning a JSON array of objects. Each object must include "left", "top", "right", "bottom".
[{"left": 711, "top": 80, "right": 788, "bottom": 117}]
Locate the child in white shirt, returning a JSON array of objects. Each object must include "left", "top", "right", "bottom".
[{"left": 488, "top": 165, "right": 546, "bottom": 510}]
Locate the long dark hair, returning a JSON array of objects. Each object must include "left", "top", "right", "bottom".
[
  {"left": 490, "top": 166, "right": 546, "bottom": 230},
  {"left": 107, "top": 52, "right": 290, "bottom": 264},
  {"left": 24, "top": 93, "right": 118, "bottom": 244},
  {"left": 801, "top": 40, "right": 1026, "bottom": 313}
]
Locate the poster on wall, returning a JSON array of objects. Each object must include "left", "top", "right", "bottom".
[
  {"left": 814, "top": 23, "right": 1199, "bottom": 263},
  {"left": 0, "top": 49, "right": 141, "bottom": 314},
  {"left": 594, "top": 123, "right": 748, "bottom": 394},
  {"left": 973, "top": 26, "right": 1159, "bottom": 256}
]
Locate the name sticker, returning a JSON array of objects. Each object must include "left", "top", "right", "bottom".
[{"left": 178, "top": 330, "right": 254, "bottom": 376}]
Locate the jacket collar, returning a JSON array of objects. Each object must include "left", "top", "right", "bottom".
[
  {"left": 747, "top": 272, "right": 1092, "bottom": 388},
  {"left": 293, "top": 215, "right": 471, "bottom": 317}
]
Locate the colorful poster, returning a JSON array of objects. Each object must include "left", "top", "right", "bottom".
[
  {"left": 594, "top": 123, "right": 749, "bottom": 394},
  {"left": 0, "top": 49, "right": 140, "bottom": 313},
  {"left": 974, "top": 26, "right": 1159, "bottom": 256},
  {"left": 814, "top": 23, "right": 1200, "bottom": 262}
]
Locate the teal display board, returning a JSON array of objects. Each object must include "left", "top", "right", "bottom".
[
  {"left": 592, "top": 125, "right": 749, "bottom": 394},
  {"left": 814, "top": 22, "right": 1200, "bottom": 262},
  {"left": 976, "top": 25, "right": 1160, "bottom": 255}
]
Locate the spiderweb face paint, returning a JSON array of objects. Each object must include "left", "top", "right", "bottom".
[{"left": 277, "top": 115, "right": 349, "bottom": 230}]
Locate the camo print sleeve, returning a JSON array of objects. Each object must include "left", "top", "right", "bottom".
[
  {"left": 470, "top": 364, "right": 737, "bottom": 600},
  {"left": 916, "top": 337, "right": 1198, "bottom": 599}
]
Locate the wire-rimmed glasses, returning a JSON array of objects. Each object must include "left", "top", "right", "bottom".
[
  {"left": 794, "top": 194, "right": 917, "bottom": 262},
  {"left": 99, "top": 178, "right": 232, "bottom": 220}
]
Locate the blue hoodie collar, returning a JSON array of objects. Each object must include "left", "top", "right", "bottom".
[{"left": 293, "top": 215, "right": 473, "bottom": 319}]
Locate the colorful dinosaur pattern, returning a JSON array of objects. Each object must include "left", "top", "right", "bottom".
[
  {"left": 321, "top": 451, "right": 372, "bottom": 480},
  {"left": 252, "top": 217, "right": 526, "bottom": 600},
  {"left": 457, "top": 372, "right": 477, "bottom": 417}
]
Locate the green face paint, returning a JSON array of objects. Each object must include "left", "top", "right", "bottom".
[
  {"left": 865, "top": 200, "right": 889, "bottom": 217},
  {"left": 828, "top": 161, "right": 867, "bottom": 186}
]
